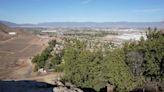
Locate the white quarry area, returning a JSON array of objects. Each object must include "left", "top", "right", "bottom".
[
  {"left": 117, "top": 29, "right": 147, "bottom": 41},
  {"left": 100, "top": 28, "right": 145, "bottom": 32},
  {"left": 117, "top": 32, "right": 147, "bottom": 41},
  {"left": 42, "top": 30, "right": 57, "bottom": 32},
  {"left": 103, "top": 28, "right": 147, "bottom": 41},
  {"left": 8, "top": 32, "right": 17, "bottom": 35}
]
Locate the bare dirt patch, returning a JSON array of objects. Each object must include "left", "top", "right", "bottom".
[{"left": 0, "top": 32, "right": 48, "bottom": 80}]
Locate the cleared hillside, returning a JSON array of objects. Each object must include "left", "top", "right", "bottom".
[
  {"left": 0, "top": 23, "right": 49, "bottom": 79},
  {"left": 0, "top": 23, "right": 20, "bottom": 41}
]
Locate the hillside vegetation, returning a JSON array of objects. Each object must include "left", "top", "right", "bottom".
[{"left": 32, "top": 28, "right": 164, "bottom": 92}]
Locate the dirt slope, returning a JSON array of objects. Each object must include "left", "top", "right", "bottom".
[
  {"left": 0, "top": 23, "right": 49, "bottom": 80},
  {"left": 0, "top": 23, "right": 20, "bottom": 41}
]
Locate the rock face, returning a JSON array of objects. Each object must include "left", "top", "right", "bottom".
[
  {"left": 53, "top": 87, "right": 83, "bottom": 92},
  {"left": 106, "top": 84, "right": 114, "bottom": 92},
  {"left": 53, "top": 80, "right": 83, "bottom": 92}
]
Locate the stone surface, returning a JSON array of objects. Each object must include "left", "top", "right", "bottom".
[{"left": 53, "top": 86, "right": 83, "bottom": 92}]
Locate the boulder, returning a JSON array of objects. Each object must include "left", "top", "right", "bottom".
[
  {"left": 53, "top": 80, "right": 64, "bottom": 86},
  {"left": 53, "top": 80, "right": 83, "bottom": 92},
  {"left": 106, "top": 83, "right": 114, "bottom": 92},
  {"left": 53, "top": 86, "right": 83, "bottom": 92}
]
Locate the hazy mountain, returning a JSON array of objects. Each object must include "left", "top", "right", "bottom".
[
  {"left": 0, "top": 20, "right": 164, "bottom": 28},
  {"left": 0, "top": 20, "right": 18, "bottom": 27},
  {"left": 161, "top": 21, "right": 164, "bottom": 23},
  {"left": 0, "top": 20, "right": 35, "bottom": 27}
]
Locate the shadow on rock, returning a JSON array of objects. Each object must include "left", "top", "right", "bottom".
[
  {"left": 0, "top": 80, "right": 55, "bottom": 92},
  {"left": 81, "top": 88, "right": 97, "bottom": 92}
]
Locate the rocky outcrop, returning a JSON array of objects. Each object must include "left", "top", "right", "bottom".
[
  {"left": 53, "top": 80, "right": 83, "bottom": 92},
  {"left": 53, "top": 87, "right": 83, "bottom": 92},
  {"left": 106, "top": 83, "right": 114, "bottom": 92}
]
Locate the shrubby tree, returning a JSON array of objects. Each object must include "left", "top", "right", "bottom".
[
  {"left": 51, "top": 54, "right": 62, "bottom": 65},
  {"left": 123, "top": 28, "right": 164, "bottom": 89},
  {"left": 48, "top": 39, "right": 56, "bottom": 47},
  {"left": 103, "top": 49, "right": 139, "bottom": 92},
  {"left": 63, "top": 39, "right": 139, "bottom": 91}
]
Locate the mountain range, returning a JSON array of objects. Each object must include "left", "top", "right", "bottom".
[{"left": 0, "top": 20, "right": 164, "bottom": 29}]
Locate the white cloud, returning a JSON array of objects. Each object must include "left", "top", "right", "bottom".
[
  {"left": 134, "top": 8, "right": 161, "bottom": 13},
  {"left": 81, "top": 0, "right": 93, "bottom": 4}
]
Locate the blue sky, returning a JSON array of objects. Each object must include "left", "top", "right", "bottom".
[{"left": 0, "top": 0, "right": 164, "bottom": 24}]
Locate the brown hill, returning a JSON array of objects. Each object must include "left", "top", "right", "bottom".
[
  {"left": 0, "top": 23, "right": 19, "bottom": 41},
  {"left": 0, "top": 23, "right": 49, "bottom": 80}
]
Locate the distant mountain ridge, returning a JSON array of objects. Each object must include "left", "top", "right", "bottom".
[
  {"left": 0, "top": 20, "right": 164, "bottom": 28},
  {"left": 0, "top": 20, "right": 18, "bottom": 27}
]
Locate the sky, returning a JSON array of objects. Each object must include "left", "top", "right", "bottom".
[{"left": 0, "top": 0, "right": 164, "bottom": 24}]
